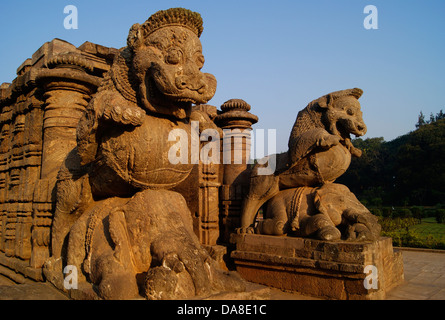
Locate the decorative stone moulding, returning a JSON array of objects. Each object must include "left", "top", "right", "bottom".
[
  {"left": 215, "top": 99, "right": 258, "bottom": 129},
  {"left": 47, "top": 52, "right": 95, "bottom": 73}
]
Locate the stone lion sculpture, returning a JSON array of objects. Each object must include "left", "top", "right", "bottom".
[
  {"left": 239, "top": 88, "right": 379, "bottom": 240},
  {"left": 45, "top": 8, "right": 245, "bottom": 300}
]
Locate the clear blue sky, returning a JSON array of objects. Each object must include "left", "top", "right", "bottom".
[{"left": 1, "top": 0, "right": 444, "bottom": 153}]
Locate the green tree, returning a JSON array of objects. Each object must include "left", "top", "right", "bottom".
[
  {"left": 416, "top": 111, "right": 426, "bottom": 128},
  {"left": 337, "top": 137, "right": 386, "bottom": 195},
  {"left": 338, "top": 111, "right": 445, "bottom": 207},
  {"left": 394, "top": 119, "right": 445, "bottom": 205}
]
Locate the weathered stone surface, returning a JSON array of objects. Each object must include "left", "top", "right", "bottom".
[
  {"left": 0, "top": 35, "right": 115, "bottom": 281},
  {"left": 0, "top": 7, "right": 257, "bottom": 298},
  {"left": 257, "top": 183, "right": 381, "bottom": 241},
  {"left": 0, "top": 6, "right": 403, "bottom": 301},
  {"left": 239, "top": 88, "right": 381, "bottom": 243},
  {"left": 44, "top": 8, "right": 246, "bottom": 300}
]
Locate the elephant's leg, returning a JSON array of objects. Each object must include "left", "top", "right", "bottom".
[
  {"left": 256, "top": 200, "right": 288, "bottom": 236},
  {"left": 240, "top": 197, "right": 269, "bottom": 233},
  {"left": 90, "top": 207, "right": 139, "bottom": 300},
  {"left": 301, "top": 213, "right": 341, "bottom": 241},
  {"left": 93, "top": 251, "right": 139, "bottom": 300},
  {"left": 51, "top": 175, "right": 92, "bottom": 260}
]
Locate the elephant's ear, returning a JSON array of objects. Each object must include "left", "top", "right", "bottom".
[
  {"left": 314, "top": 188, "right": 345, "bottom": 226},
  {"left": 314, "top": 191, "right": 328, "bottom": 215},
  {"left": 314, "top": 188, "right": 340, "bottom": 215}
]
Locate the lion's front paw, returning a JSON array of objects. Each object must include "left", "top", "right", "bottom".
[
  {"left": 317, "top": 134, "right": 341, "bottom": 149},
  {"left": 236, "top": 227, "right": 255, "bottom": 234}
]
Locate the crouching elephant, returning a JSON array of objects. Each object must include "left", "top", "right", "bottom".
[
  {"left": 256, "top": 183, "right": 381, "bottom": 241},
  {"left": 61, "top": 189, "right": 245, "bottom": 300}
]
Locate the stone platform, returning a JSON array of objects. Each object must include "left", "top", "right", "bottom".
[
  {"left": 2, "top": 248, "right": 444, "bottom": 300},
  {"left": 230, "top": 234, "right": 404, "bottom": 300},
  {"left": 0, "top": 253, "right": 43, "bottom": 282}
]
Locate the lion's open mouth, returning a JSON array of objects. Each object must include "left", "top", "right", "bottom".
[
  {"left": 176, "top": 97, "right": 196, "bottom": 103},
  {"left": 336, "top": 123, "right": 351, "bottom": 141},
  {"left": 337, "top": 121, "right": 366, "bottom": 140},
  {"left": 165, "top": 93, "right": 201, "bottom": 104},
  {"left": 148, "top": 76, "right": 208, "bottom": 107}
]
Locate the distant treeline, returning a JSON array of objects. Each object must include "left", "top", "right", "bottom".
[{"left": 337, "top": 110, "right": 445, "bottom": 207}]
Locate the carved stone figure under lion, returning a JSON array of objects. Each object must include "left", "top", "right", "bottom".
[
  {"left": 257, "top": 183, "right": 381, "bottom": 241},
  {"left": 44, "top": 8, "right": 245, "bottom": 300},
  {"left": 239, "top": 88, "right": 381, "bottom": 241}
]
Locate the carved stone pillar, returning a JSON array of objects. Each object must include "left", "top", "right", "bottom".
[
  {"left": 31, "top": 53, "right": 101, "bottom": 268},
  {"left": 0, "top": 107, "right": 11, "bottom": 254},
  {"left": 214, "top": 99, "right": 258, "bottom": 243},
  {"left": 10, "top": 93, "right": 44, "bottom": 261},
  {"left": 0, "top": 86, "right": 11, "bottom": 247},
  {"left": 198, "top": 162, "right": 221, "bottom": 245},
  {"left": 38, "top": 54, "right": 100, "bottom": 182},
  {"left": 4, "top": 112, "right": 26, "bottom": 257}
]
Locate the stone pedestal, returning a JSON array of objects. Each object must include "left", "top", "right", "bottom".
[{"left": 230, "top": 234, "right": 404, "bottom": 300}]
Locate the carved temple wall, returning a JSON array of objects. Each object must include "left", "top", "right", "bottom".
[
  {"left": 0, "top": 39, "right": 257, "bottom": 281},
  {"left": 0, "top": 39, "right": 115, "bottom": 280}
]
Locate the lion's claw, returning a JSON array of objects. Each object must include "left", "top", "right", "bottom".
[{"left": 236, "top": 227, "right": 255, "bottom": 234}]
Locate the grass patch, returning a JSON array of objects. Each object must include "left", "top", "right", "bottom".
[
  {"left": 380, "top": 217, "right": 445, "bottom": 250},
  {"left": 408, "top": 219, "right": 445, "bottom": 242}
]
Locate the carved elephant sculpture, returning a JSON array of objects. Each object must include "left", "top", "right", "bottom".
[{"left": 256, "top": 183, "right": 381, "bottom": 241}]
